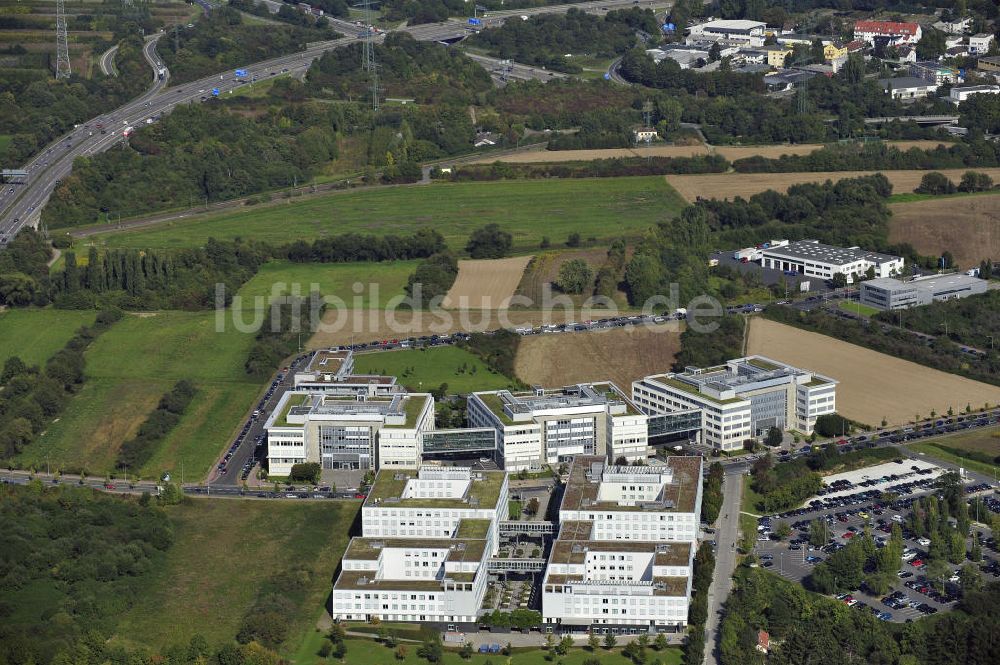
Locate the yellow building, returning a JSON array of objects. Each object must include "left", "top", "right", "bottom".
[
  {"left": 765, "top": 44, "right": 793, "bottom": 68},
  {"left": 824, "top": 42, "right": 848, "bottom": 62}
]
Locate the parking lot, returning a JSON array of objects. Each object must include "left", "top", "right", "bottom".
[{"left": 752, "top": 463, "right": 999, "bottom": 622}]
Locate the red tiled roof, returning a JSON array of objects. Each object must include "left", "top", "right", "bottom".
[
  {"left": 758, "top": 631, "right": 770, "bottom": 649},
  {"left": 854, "top": 20, "right": 919, "bottom": 36},
  {"left": 846, "top": 40, "right": 867, "bottom": 51}
]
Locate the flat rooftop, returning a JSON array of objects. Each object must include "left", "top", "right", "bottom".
[
  {"left": 475, "top": 383, "right": 640, "bottom": 422},
  {"left": 544, "top": 573, "right": 689, "bottom": 597},
  {"left": 335, "top": 569, "right": 477, "bottom": 592},
  {"left": 864, "top": 274, "right": 985, "bottom": 294},
  {"left": 550, "top": 522, "right": 692, "bottom": 566},
  {"left": 761, "top": 239, "right": 900, "bottom": 266},
  {"left": 343, "top": 537, "right": 487, "bottom": 563},
  {"left": 560, "top": 456, "right": 701, "bottom": 514},
  {"left": 268, "top": 392, "right": 429, "bottom": 428},
  {"left": 365, "top": 467, "right": 505, "bottom": 509}
]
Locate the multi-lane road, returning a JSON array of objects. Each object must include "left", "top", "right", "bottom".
[{"left": 0, "top": 0, "right": 667, "bottom": 242}]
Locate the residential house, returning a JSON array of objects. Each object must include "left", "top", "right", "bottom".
[
  {"left": 854, "top": 20, "right": 922, "bottom": 46},
  {"left": 969, "top": 33, "right": 994, "bottom": 56},
  {"left": 764, "top": 44, "right": 793, "bottom": 68}
]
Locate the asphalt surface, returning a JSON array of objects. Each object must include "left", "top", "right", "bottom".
[
  {"left": 703, "top": 466, "right": 743, "bottom": 665},
  {"left": 99, "top": 44, "right": 119, "bottom": 76},
  {"left": 465, "top": 52, "right": 569, "bottom": 83}
]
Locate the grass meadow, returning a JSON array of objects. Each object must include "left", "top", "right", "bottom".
[
  {"left": 0, "top": 309, "right": 97, "bottom": 367},
  {"left": 236, "top": 259, "right": 418, "bottom": 309},
  {"left": 352, "top": 346, "right": 513, "bottom": 394},
  {"left": 115, "top": 498, "right": 360, "bottom": 651},
  {"left": 87, "top": 177, "right": 685, "bottom": 252},
  {"left": 15, "top": 311, "right": 262, "bottom": 479}
]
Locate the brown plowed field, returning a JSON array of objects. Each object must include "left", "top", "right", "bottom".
[
  {"left": 747, "top": 318, "right": 1000, "bottom": 427},
  {"left": 889, "top": 194, "right": 1000, "bottom": 267},
  {"left": 514, "top": 325, "right": 684, "bottom": 390},
  {"left": 665, "top": 168, "right": 1000, "bottom": 203},
  {"left": 441, "top": 256, "right": 532, "bottom": 309}
]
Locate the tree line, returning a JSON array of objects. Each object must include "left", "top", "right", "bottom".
[
  {"left": 443, "top": 154, "right": 728, "bottom": 182},
  {"left": 284, "top": 228, "right": 446, "bottom": 264},
  {"left": 733, "top": 141, "right": 1000, "bottom": 174},
  {"left": 0, "top": 309, "right": 122, "bottom": 461},
  {"left": 117, "top": 380, "right": 198, "bottom": 470}
]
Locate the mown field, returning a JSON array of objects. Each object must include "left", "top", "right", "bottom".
[
  {"left": 86, "top": 177, "right": 686, "bottom": 252},
  {"left": 0, "top": 308, "right": 96, "bottom": 367},
  {"left": 515, "top": 325, "right": 684, "bottom": 391},
  {"left": 889, "top": 193, "right": 1000, "bottom": 269},
  {"left": 442, "top": 256, "right": 532, "bottom": 309},
  {"left": 15, "top": 311, "right": 262, "bottom": 478},
  {"left": 236, "top": 259, "right": 418, "bottom": 309},
  {"left": 352, "top": 345, "right": 513, "bottom": 394},
  {"left": 114, "top": 498, "right": 359, "bottom": 652},
  {"left": 747, "top": 318, "right": 1000, "bottom": 427}
]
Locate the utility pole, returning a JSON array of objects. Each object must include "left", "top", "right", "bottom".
[
  {"left": 361, "top": 0, "right": 380, "bottom": 113},
  {"left": 55, "top": 0, "right": 71, "bottom": 79}
]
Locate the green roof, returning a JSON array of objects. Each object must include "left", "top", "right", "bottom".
[
  {"left": 658, "top": 376, "right": 744, "bottom": 405},
  {"left": 366, "top": 469, "right": 506, "bottom": 509},
  {"left": 747, "top": 357, "right": 782, "bottom": 371},
  {"left": 805, "top": 376, "right": 830, "bottom": 387},
  {"left": 384, "top": 395, "right": 429, "bottom": 428},
  {"left": 476, "top": 392, "right": 514, "bottom": 425},
  {"left": 274, "top": 393, "right": 312, "bottom": 427},
  {"left": 455, "top": 518, "right": 491, "bottom": 539}
]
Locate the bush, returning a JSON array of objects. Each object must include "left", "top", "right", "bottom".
[
  {"left": 289, "top": 462, "right": 321, "bottom": 484},
  {"left": 465, "top": 224, "right": 513, "bottom": 259},
  {"left": 915, "top": 171, "right": 956, "bottom": 195},
  {"left": 557, "top": 258, "right": 593, "bottom": 294}
]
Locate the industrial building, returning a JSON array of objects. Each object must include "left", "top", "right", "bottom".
[
  {"left": 467, "top": 383, "right": 649, "bottom": 471},
  {"left": 542, "top": 456, "right": 702, "bottom": 632},
  {"left": 759, "top": 239, "right": 904, "bottom": 283},
  {"left": 949, "top": 84, "right": 1000, "bottom": 102},
  {"left": 687, "top": 19, "right": 766, "bottom": 47},
  {"left": 331, "top": 466, "right": 508, "bottom": 624},
  {"left": 859, "top": 274, "right": 988, "bottom": 311},
  {"left": 632, "top": 356, "right": 837, "bottom": 451},
  {"left": 265, "top": 391, "right": 434, "bottom": 475}
]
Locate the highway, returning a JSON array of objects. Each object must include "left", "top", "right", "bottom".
[
  {"left": 465, "top": 53, "right": 568, "bottom": 82},
  {"left": 98, "top": 44, "right": 118, "bottom": 76}
]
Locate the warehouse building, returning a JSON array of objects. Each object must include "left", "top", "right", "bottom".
[
  {"left": 331, "top": 466, "right": 508, "bottom": 624},
  {"left": 687, "top": 19, "right": 766, "bottom": 47},
  {"left": 759, "top": 239, "right": 904, "bottom": 283},
  {"left": 467, "top": 383, "right": 649, "bottom": 471},
  {"left": 859, "top": 273, "right": 988, "bottom": 310},
  {"left": 632, "top": 356, "right": 837, "bottom": 451},
  {"left": 542, "top": 456, "right": 702, "bottom": 633}
]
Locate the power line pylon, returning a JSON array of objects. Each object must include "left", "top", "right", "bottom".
[
  {"left": 55, "top": 0, "right": 71, "bottom": 79},
  {"left": 361, "top": 0, "right": 379, "bottom": 112}
]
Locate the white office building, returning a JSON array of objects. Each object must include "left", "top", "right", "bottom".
[
  {"left": 542, "top": 456, "right": 702, "bottom": 632},
  {"left": 950, "top": 84, "right": 1000, "bottom": 102},
  {"left": 632, "top": 356, "right": 837, "bottom": 451},
  {"left": 467, "top": 383, "right": 648, "bottom": 471},
  {"left": 687, "top": 19, "right": 766, "bottom": 47},
  {"left": 266, "top": 391, "right": 434, "bottom": 475},
  {"left": 293, "top": 349, "right": 401, "bottom": 396},
  {"left": 759, "top": 239, "right": 904, "bottom": 283},
  {"left": 332, "top": 466, "right": 508, "bottom": 624},
  {"left": 859, "top": 274, "right": 988, "bottom": 310}
]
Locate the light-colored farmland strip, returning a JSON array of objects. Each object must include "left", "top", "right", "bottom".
[
  {"left": 889, "top": 194, "right": 1000, "bottom": 268},
  {"left": 746, "top": 318, "right": 1000, "bottom": 427},
  {"left": 441, "top": 256, "right": 532, "bottom": 309}
]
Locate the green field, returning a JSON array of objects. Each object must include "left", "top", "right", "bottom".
[
  {"left": 909, "top": 427, "right": 1000, "bottom": 477},
  {"left": 237, "top": 259, "right": 418, "bottom": 308},
  {"left": 15, "top": 311, "right": 262, "bottom": 478},
  {"left": 292, "top": 634, "right": 683, "bottom": 665},
  {"left": 115, "top": 497, "right": 359, "bottom": 651},
  {"left": 837, "top": 300, "right": 881, "bottom": 317},
  {"left": 352, "top": 346, "right": 513, "bottom": 394},
  {"left": 0, "top": 309, "right": 97, "bottom": 367},
  {"left": 88, "top": 177, "right": 685, "bottom": 252}
]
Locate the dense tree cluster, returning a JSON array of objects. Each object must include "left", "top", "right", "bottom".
[
  {"left": 159, "top": 7, "right": 339, "bottom": 85},
  {"left": 673, "top": 315, "right": 744, "bottom": 371},
  {"left": 50, "top": 239, "right": 268, "bottom": 311},
  {"left": 117, "top": 380, "right": 198, "bottom": 470},
  {"left": 0, "top": 310, "right": 121, "bottom": 461},
  {"left": 619, "top": 48, "right": 765, "bottom": 96},
  {"left": 244, "top": 297, "right": 321, "bottom": 378},
  {"left": 307, "top": 33, "right": 492, "bottom": 105},
  {"left": 468, "top": 8, "right": 658, "bottom": 74},
  {"left": 749, "top": 453, "right": 824, "bottom": 513},
  {"left": 684, "top": 541, "right": 716, "bottom": 665},
  {"left": 874, "top": 291, "right": 1000, "bottom": 351},
  {"left": 466, "top": 223, "right": 513, "bottom": 259},
  {"left": 624, "top": 206, "right": 714, "bottom": 306},
  {"left": 0, "top": 484, "right": 174, "bottom": 665},
  {"left": 406, "top": 252, "right": 460, "bottom": 302},
  {"left": 43, "top": 103, "right": 343, "bottom": 228},
  {"left": 457, "top": 330, "right": 523, "bottom": 383},
  {"left": 284, "top": 228, "right": 446, "bottom": 263}
]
